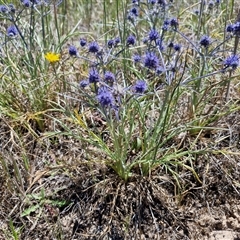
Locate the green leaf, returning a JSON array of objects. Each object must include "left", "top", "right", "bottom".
[{"left": 21, "top": 204, "right": 40, "bottom": 217}]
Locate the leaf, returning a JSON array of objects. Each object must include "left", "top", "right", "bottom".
[
  {"left": 48, "top": 199, "right": 68, "bottom": 207},
  {"left": 21, "top": 204, "right": 40, "bottom": 217}
]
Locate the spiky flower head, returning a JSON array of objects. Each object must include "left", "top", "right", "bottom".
[
  {"left": 0, "top": 5, "right": 8, "bottom": 13},
  {"left": 88, "top": 41, "right": 99, "bottom": 53},
  {"left": 148, "top": 0, "right": 157, "bottom": 4},
  {"left": 224, "top": 55, "right": 239, "bottom": 70},
  {"left": 89, "top": 68, "right": 100, "bottom": 83},
  {"left": 97, "top": 87, "right": 114, "bottom": 107},
  {"left": 79, "top": 80, "right": 89, "bottom": 88},
  {"left": 170, "top": 18, "right": 178, "bottom": 29},
  {"left": 133, "top": 54, "right": 141, "bottom": 63},
  {"left": 7, "top": 25, "right": 18, "bottom": 37},
  {"left": 104, "top": 71, "right": 115, "bottom": 83},
  {"left": 8, "top": 4, "right": 15, "bottom": 13},
  {"left": 226, "top": 24, "right": 234, "bottom": 33},
  {"left": 133, "top": 80, "right": 148, "bottom": 93},
  {"left": 168, "top": 42, "right": 174, "bottom": 48},
  {"left": 174, "top": 43, "right": 181, "bottom": 51},
  {"left": 107, "top": 39, "right": 114, "bottom": 48},
  {"left": 45, "top": 52, "right": 61, "bottom": 64},
  {"left": 199, "top": 35, "right": 211, "bottom": 48},
  {"left": 148, "top": 28, "right": 159, "bottom": 42},
  {"left": 126, "top": 35, "right": 136, "bottom": 46},
  {"left": 208, "top": 0, "right": 214, "bottom": 10},
  {"left": 22, "top": 0, "right": 30, "bottom": 7},
  {"left": 68, "top": 45, "right": 78, "bottom": 56},
  {"left": 162, "top": 19, "right": 170, "bottom": 31},
  {"left": 80, "top": 38, "right": 87, "bottom": 47},
  {"left": 114, "top": 37, "right": 120, "bottom": 46},
  {"left": 130, "top": 7, "right": 138, "bottom": 17},
  {"left": 233, "top": 22, "right": 240, "bottom": 36},
  {"left": 144, "top": 51, "right": 159, "bottom": 69}
]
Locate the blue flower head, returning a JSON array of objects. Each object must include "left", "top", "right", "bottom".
[
  {"left": 79, "top": 79, "right": 89, "bottom": 88},
  {"left": 0, "top": 5, "right": 8, "bottom": 13},
  {"left": 68, "top": 45, "right": 78, "bottom": 56},
  {"left": 22, "top": 0, "right": 30, "bottom": 7},
  {"left": 89, "top": 68, "right": 100, "bottom": 83},
  {"left": 162, "top": 20, "right": 170, "bottom": 31},
  {"left": 133, "top": 54, "right": 141, "bottom": 63},
  {"left": 148, "top": 28, "right": 159, "bottom": 42},
  {"left": 224, "top": 55, "right": 239, "bottom": 70},
  {"left": 31, "top": 0, "right": 40, "bottom": 5},
  {"left": 170, "top": 18, "right": 178, "bottom": 29},
  {"left": 199, "top": 35, "right": 211, "bottom": 48},
  {"left": 126, "top": 35, "right": 136, "bottom": 46},
  {"left": 88, "top": 41, "right": 99, "bottom": 53},
  {"left": 174, "top": 43, "right": 181, "bottom": 51},
  {"left": 80, "top": 38, "right": 87, "bottom": 47},
  {"left": 158, "top": 0, "right": 166, "bottom": 5},
  {"left": 130, "top": 7, "right": 138, "bottom": 17},
  {"left": 208, "top": 0, "right": 214, "bottom": 10},
  {"left": 226, "top": 24, "right": 234, "bottom": 33},
  {"left": 148, "top": 0, "right": 156, "bottom": 4},
  {"left": 7, "top": 25, "right": 18, "bottom": 37},
  {"left": 142, "top": 37, "right": 148, "bottom": 44},
  {"left": 233, "top": 22, "right": 240, "bottom": 36},
  {"left": 8, "top": 4, "right": 15, "bottom": 13},
  {"left": 144, "top": 52, "right": 159, "bottom": 69},
  {"left": 168, "top": 42, "right": 174, "bottom": 48},
  {"left": 107, "top": 39, "right": 114, "bottom": 48},
  {"left": 104, "top": 71, "right": 115, "bottom": 83},
  {"left": 133, "top": 80, "right": 148, "bottom": 93},
  {"left": 114, "top": 37, "right": 120, "bottom": 46},
  {"left": 97, "top": 87, "right": 114, "bottom": 107}
]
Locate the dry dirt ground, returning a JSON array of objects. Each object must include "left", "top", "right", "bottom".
[{"left": 0, "top": 111, "right": 240, "bottom": 240}]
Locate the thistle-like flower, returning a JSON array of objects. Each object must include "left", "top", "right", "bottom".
[
  {"left": 104, "top": 71, "right": 115, "bottom": 83},
  {"left": 144, "top": 52, "right": 159, "bottom": 69},
  {"left": 133, "top": 80, "right": 148, "bottom": 93},
  {"left": 199, "top": 35, "right": 211, "bottom": 48},
  {"left": 79, "top": 80, "right": 89, "bottom": 88},
  {"left": 68, "top": 45, "right": 78, "bottom": 56},
  {"left": 7, "top": 25, "right": 18, "bottom": 37},
  {"left": 88, "top": 41, "right": 99, "bottom": 53},
  {"left": 97, "top": 86, "right": 114, "bottom": 107},
  {"left": 174, "top": 43, "right": 181, "bottom": 51},
  {"left": 126, "top": 35, "right": 136, "bottom": 46},
  {"left": 107, "top": 39, "right": 114, "bottom": 48},
  {"left": 89, "top": 68, "right": 100, "bottom": 83},
  {"left": 133, "top": 54, "right": 141, "bottom": 63},
  {"left": 80, "top": 38, "right": 87, "bottom": 47},
  {"left": 233, "top": 22, "right": 240, "bottom": 36},
  {"left": 224, "top": 55, "right": 239, "bottom": 70},
  {"left": 170, "top": 18, "right": 178, "bottom": 29},
  {"left": 148, "top": 28, "right": 159, "bottom": 41}
]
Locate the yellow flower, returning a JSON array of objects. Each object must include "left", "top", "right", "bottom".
[{"left": 45, "top": 52, "right": 60, "bottom": 64}]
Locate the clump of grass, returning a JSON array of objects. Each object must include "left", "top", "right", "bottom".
[{"left": 55, "top": 0, "right": 240, "bottom": 181}]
